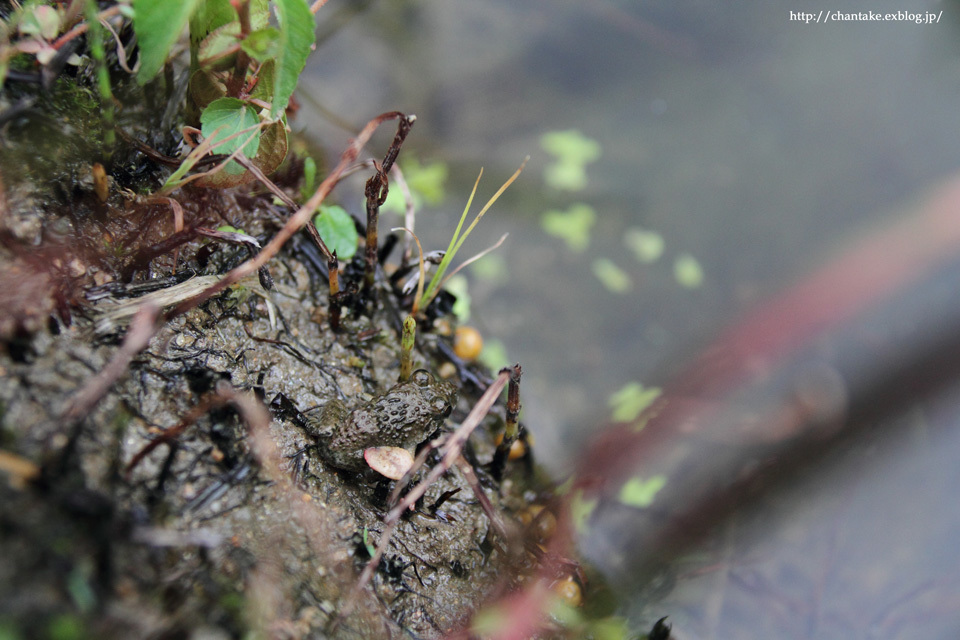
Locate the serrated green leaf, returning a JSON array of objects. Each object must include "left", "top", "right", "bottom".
[
  {"left": 242, "top": 27, "right": 282, "bottom": 60},
  {"left": 271, "top": 0, "right": 315, "bottom": 119},
  {"left": 313, "top": 205, "right": 358, "bottom": 260},
  {"left": 200, "top": 97, "right": 261, "bottom": 174},
  {"left": 134, "top": 0, "right": 202, "bottom": 84},
  {"left": 618, "top": 475, "right": 667, "bottom": 508}
]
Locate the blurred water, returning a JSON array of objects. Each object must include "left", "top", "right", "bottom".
[{"left": 295, "top": 1, "right": 960, "bottom": 636}]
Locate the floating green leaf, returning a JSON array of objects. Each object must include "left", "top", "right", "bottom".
[
  {"left": 618, "top": 475, "right": 667, "bottom": 508},
  {"left": 134, "top": 0, "right": 202, "bottom": 84},
  {"left": 200, "top": 97, "right": 261, "bottom": 174},
  {"left": 540, "top": 203, "right": 595, "bottom": 252},
  {"left": 608, "top": 382, "right": 661, "bottom": 423},
  {"left": 624, "top": 227, "right": 664, "bottom": 263},
  {"left": 477, "top": 338, "right": 509, "bottom": 373},
  {"left": 541, "top": 129, "right": 602, "bottom": 165},
  {"left": 592, "top": 258, "right": 632, "bottom": 293},
  {"left": 541, "top": 129, "right": 601, "bottom": 191},
  {"left": 470, "top": 253, "right": 508, "bottom": 283},
  {"left": 444, "top": 275, "right": 471, "bottom": 322},
  {"left": 271, "top": 0, "right": 315, "bottom": 119},
  {"left": 674, "top": 252, "right": 704, "bottom": 289},
  {"left": 313, "top": 205, "right": 359, "bottom": 260}
]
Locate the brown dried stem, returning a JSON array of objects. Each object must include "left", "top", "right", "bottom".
[
  {"left": 491, "top": 363, "right": 522, "bottom": 480},
  {"left": 363, "top": 115, "right": 416, "bottom": 289}
]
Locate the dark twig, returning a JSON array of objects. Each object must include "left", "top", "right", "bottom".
[
  {"left": 60, "top": 304, "right": 160, "bottom": 427},
  {"left": 364, "top": 115, "right": 416, "bottom": 290},
  {"left": 490, "top": 364, "right": 522, "bottom": 480},
  {"left": 124, "top": 392, "right": 227, "bottom": 477}
]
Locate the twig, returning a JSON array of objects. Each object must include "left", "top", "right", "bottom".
[
  {"left": 364, "top": 115, "right": 416, "bottom": 289},
  {"left": 454, "top": 454, "right": 508, "bottom": 540},
  {"left": 491, "top": 364, "right": 522, "bottom": 480},
  {"left": 124, "top": 392, "right": 226, "bottom": 477},
  {"left": 60, "top": 304, "right": 159, "bottom": 426}
]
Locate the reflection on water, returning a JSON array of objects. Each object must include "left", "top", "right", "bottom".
[{"left": 297, "top": 0, "right": 960, "bottom": 636}]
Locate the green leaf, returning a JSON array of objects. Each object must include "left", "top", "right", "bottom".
[
  {"left": 477, "top": 338, "right": 509, "bottom": 373},
  {"left": 300, "top": 155, "right": 317, "bottom": 201},
  {"left": 540, "top": 203, "right": 595, "bottom": 252},
  {"left": 624, "top": 227, "right": 664, "bottom": 263},
  {"left": 20, "top": 5, "right": 60, "bottom": 40},
  {"left": 544, "top": 160, "right": 589, "bottom": 191},
  {"left": 618, "top": 475, "right": 667, "bottom": 508},
  {"left": 608, "top": 382, "right": 661, "bottom": 423},
  {"left": 134, "top": 0, "right": 202, "bottom": 84},
  {"left": 313, "top": 205, "right": 359, "bottom": 260},
  {"left": 540, "top": 129, "right": 601, "bottom": 191},
  {"left": 540, "top": 129, "right": 602, "bottom": 164},
  {"left": 242, "top": 26, "right": 282, "bottom": 60},
  {"left": 591, "top": 258, "right": 632, "bottom": 293},
  {"left": 674, "top": 252, "right": 704, "bottom": 289},
  {"left": 200, "top": 97, "right": 261, "bottom": 174},
  {"left": 271, "top": 0, "right": 315, "bottom": 119}
]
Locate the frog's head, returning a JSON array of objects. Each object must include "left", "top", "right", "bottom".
[{"left": 410, "top": 369, "right": 458, "bottom": 419}]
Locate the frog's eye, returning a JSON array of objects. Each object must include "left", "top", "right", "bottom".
[
  {"left": 432, "top": 399, "right": 453, "bottom": 417},
  {"left": 412, "top": 370, "right": 434, "bottom": 387}
]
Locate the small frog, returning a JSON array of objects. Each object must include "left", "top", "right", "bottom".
[{"left": 309, "top": 369, "right": 458, "bottom": 474}]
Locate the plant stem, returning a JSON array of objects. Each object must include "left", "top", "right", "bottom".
[
  {"left": 491, "top": 363, "right": 522, "bottom": 480},
  {"left": 364, "top": 115, "right": 416, "bottom": 290},
  {"left": 400, "top": 315, "right": 416, "bottom": 380}
]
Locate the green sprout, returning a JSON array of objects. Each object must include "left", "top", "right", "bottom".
[{"left": 418, "top": 158, "right": 526, "bottom": 310}]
